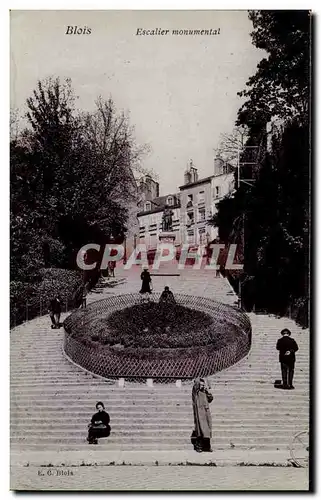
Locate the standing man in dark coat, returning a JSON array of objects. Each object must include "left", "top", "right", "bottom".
[
  {"left": 276, "top": 329, "right": 299, "bottom": 390},
  {"left": 140, "top": 268, "right": 152, "bottom": 294}
]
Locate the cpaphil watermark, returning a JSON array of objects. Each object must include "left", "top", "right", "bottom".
[{"left": 76, "top": 243, "right": 243, "bottom": 271}]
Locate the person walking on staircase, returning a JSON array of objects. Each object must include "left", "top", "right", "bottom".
[
  {"left": 191, "top": 378, "right": 213, "bottom": 452},
  {"left": 87, "top": 401, "right": 111, "bottom": 444},
  {"left": 108, "top": 260, "right": 116, "bottom": 278},
  {"left": 276, "top": 329, "right": 299, "bottom": 390},
  {"left": 48, "top": 295, "right": 62, "bottom": 329}
]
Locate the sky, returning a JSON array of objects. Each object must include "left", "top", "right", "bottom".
[{"left": 10, "top": 10, "right": 263, "bottom": 195}]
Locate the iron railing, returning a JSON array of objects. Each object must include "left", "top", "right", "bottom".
[{"left": 63, "top": 293, "right": 252, "bottom": 380}]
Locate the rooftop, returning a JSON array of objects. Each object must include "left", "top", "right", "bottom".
[
  {"left": 137, "top": 194, "right": 180, "bottom": 216},
  {"left": 179, "top": 175, "right": 214, "bottom": 190}
]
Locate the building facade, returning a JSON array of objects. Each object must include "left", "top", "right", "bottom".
[
  {"left": 137, "top": 178, "right": 181, "bottom": 248},
  {"left": 179, "top": 163, "right": 213, "bottom": 246},
  {"left": 136, "top": 158, "right": 235, "bottom": 250},
  {"left": 210, "top": 157, "right": 235, "bottom": 234},
  {"left": 179, "top": 159, "right": 235, "bottom": 246}
]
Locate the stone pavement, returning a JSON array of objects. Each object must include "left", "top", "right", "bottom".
[
  {"left": 11, "top": 264, "right": 309, "bottom": 479},
  {"left": 10, "top": 465, "right": 310, "bottom": 491},
  {"left": 87, "top": 264, "right": 239, "bottom": 307},
  {"left": 10, "top": 449, "right": 296, "bottom": 467}
]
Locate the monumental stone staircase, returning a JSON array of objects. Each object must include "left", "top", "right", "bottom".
[{"left": 10, "top": 268, "right": 309, "bottom": 453}]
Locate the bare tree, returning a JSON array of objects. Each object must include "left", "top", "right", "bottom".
[
  {"left": 75, "top": 97, "right": 151, "bottom": 229},
  {"left": 215, "top": 126, "right": 248, "bottom": 166}
]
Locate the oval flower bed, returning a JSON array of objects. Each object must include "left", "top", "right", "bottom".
[{"left": 63, "top": 293, "right": 252, "bottom": 379}]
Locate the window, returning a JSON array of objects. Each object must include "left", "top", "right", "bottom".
[
  {"left": 198, "top": 208, "right": 205, "bottom": 221},
  {"left": 187, "top": 212, "right": 194, "bottom": 225},
  {"left": 187, "top": 230, "right": 195, "bottom": 244},
  {"left": 150, "top": 214, "right": 157, "bottom": 225},
  {"left": 215, "top": 186, "right": 221, "bottom": 198},
  {"left": 187, "top": 194, "right": 193, "bottom": 208},
  {"left": 167, "top": 196, "right": 174, "bottom": 206},
  {"left": 199, "top": 228, "right": 206, "bottom": 244},
  {"left": 198, "top": 191, "right": 205, "bottom": 204},
  {"left": 145, "top": 201, "right": 151, "bottom": 211}
]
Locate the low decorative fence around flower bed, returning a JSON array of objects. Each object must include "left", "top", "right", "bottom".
[{"left": 63, "top": 294, "right": 252, "bottom": 380}]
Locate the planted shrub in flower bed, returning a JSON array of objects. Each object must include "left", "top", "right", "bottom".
[{"left": 66, "top": 300, "right": 245, "bottom": 355}]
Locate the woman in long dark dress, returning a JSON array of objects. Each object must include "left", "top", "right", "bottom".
[
  {"left": 87, "top": 401, "right": 111, "bottom": 444},
  {"left": 191, "top": 378, "right": 213, "bottom": 452},
  {"left": 140, "top": 268, "right": 152, "bottom": 294}
]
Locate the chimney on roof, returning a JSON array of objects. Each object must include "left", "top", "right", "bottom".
[{"left": 184, "top": 159, "right": 198, "bottom": 185}]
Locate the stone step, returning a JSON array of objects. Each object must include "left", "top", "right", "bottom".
[
  {"left": 10, "top": 392, "right": 308, "bottom": 401},
  {"left": 10, "top": 432, "right": 304, "bottom": 444},
  {"left": 9, "top": 374, "right": 310, "bottom": 383},
  {"left": 10, "top": 383, "right": 309, "bottom": 392},
  {"left": 10, "top": 435, "right": 300, "bottom": 446},
  {"left": 10, "top": 398, "right": 309, "bottom": 407},
  {"left": 11, "top": 406, "right": 308, "bottom": 415},
  {"left": 10, "top": 413, "right": 309, "bottom": 422},
  {"left": 11, "top": 422, "right": 308, "bottom": 432},
  {"left": 11, "top": 418, "right": 308, "bottom": 428},
  {"left": 9, "top": 371, "right": 309, "bottom": 380},
  {"left": 10, "top": 378, "right": 308, "bottom": 386},
  {"left": 9, "top": 383, "right": 309, "bottom": 392},
  {"left": 11, "top": 408, "right": 307, "bottom": 417},
  {"left": 11, "top": 392, "right": 310, "bottom": 401},
  {"left": 10, "top": 272, "right": 309, "bottom": 454},
  {"left": 11, "top": 401, "right": 308, "bottom": 410},
  {"left": 10, "top": 443, "right": 292, "bottom": 451}
]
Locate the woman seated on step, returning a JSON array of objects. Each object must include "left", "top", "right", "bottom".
[{"left": 87, "top": 401, "right": 111, "bottom": 444}]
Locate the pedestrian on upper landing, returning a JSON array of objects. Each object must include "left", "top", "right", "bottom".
[
  {"left": 191, "top": 377, "right": 213, "bottom": 453},
  {"left": 81, "top": 284, "right": 88, "bottom": 309},
  {"left": 276, "top": 328, "right": 299, "bottom": 390},
  {"left": 108, "top": 260, "right": 116, "bottom": 278},
  {"left": 87, "top": 401, "right": 111, "bottom": 444},
  {"left": 140, "top": 268, "right": 152, "bottom": 294},
  {"left": 159, "top": 286, "right": 175, "bottom": 304},
  {"left": 48, "top": 295, "right": 62, "bottom": 329}
]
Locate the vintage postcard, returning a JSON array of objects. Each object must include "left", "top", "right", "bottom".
[{"left": 10, "top": 10, "right": 311, "bottom": 491}]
